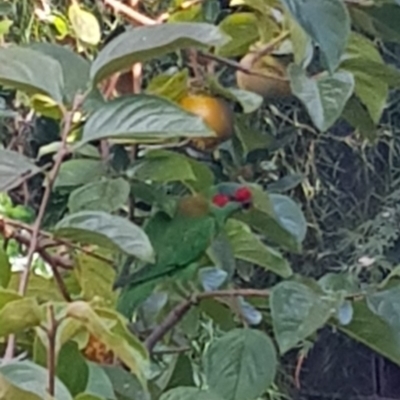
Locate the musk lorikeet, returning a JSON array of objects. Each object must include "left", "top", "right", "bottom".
[{"left": 116, "top": 185, "right": 252, "bottom": 317}]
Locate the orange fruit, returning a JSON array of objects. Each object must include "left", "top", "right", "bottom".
[
  {"left": 179, "top": 94, "right": 234, "bottom": 151},
  {"left": 82, "top": 334, "right": 114, "bottom": 364}
]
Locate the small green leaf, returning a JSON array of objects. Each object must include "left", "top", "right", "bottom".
[
  {"left": 68, "top": 3, "right": 101, "bottom": 46},
  {"left": 162, "top": 354, "right": 195, "bottom": 392},
  {"left": 0, "top": 293, "right": 42, "bottom": 337},
  {"left": 225, "top": 219, "right": 292, "bottom": 278},
  {"left": 90, "top": 23, "right": 229, "bottom": 83},
  {"left": 0, "top": 149, "right": 41, "bottom": 191},
  {"left": 75, "top": 253, "right": 117, "bottom": 305},
  {"left": 68, "top": 178, "right": 130, "bottom": 213},
  {"left": 79, "top": 95, "right": 214, "bottom": 145},
  {"left": 340, "top": 33, "right": 388, "bottom": 123},
  {"left": 199, "top": 267, "right": 228, "bottom": 291},
  {"left": 203, "top": 328, "right": 277, "bottom": 400},
  {"left": 0, "top": 247, "right": 11, "bottom": 288},
  {"left": 0, "top": 47, "right": 64, "bottom": 103},
  {"left": 280, "top": 0, "right": 350, "bottom": 72},
  {"left": 270, "top": 281, "right": 340, "bottom": 353},
  {"left": 55, "top": 160, "right": 107, "bottom": 188},
  {"left": 130, "top": 150, "right": 196, "bottom": 183},
  {"left": 0, "top": 19, "right": 13, "bottom": 36},
  {"left": 217, "top": 13, "right": 259, "bottom": 57},
  {"left": 54, "top": 211, "right": 155, "bottom": 263},
  {"left": 75, "top": 394, "right": 105, "bottom": 400},
  {"left": 289, "top": 64, "right": 354, "bottom": 131},
  {"left": 0, "top": 373, "right": 41, "bottom": 400},
  {"left": 227, "top": 88, "right": 263, "bottom": 114},
  {"left": 85, "top": 363, "right": 116, "bottom": 400},
  {"left": 103, "top": 365, "right": 150, "bottom": 400},
  {"left": 57, "top": 341, "right": 89, "bottom": 396},
  {"left": 146, "top": 69, "right": 189, "bottom": 102},
  {"left": 160, "top": 387, "right": 224, "bottom": 400},
  {"left": 0, "top": 361, "right": 73, "bottom": 400}
]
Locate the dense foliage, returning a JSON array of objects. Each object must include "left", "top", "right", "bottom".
[{"left": 1, "top": 0, "right": 400, "bottom": 399}]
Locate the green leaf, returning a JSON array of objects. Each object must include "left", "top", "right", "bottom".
[
  {"left": 289, "top": 64, "right": 354, "bottom": 131},
  {"left": 85, "top": 363, "right": 116, "bottom": 400},
  {"left": 160, "top": 387, "right": 224, "bottom": 400},
  {"left": 0, "top": 361, "right": 73, "bottom": 400},
  {"left": 55, "top": 211, "right": 154, "bottom": 263},
  {"left": 55, "top": 159, "right": 107, "bottom": 188},
  {"left": 227, "top": 88, "right": 263, "bottom": 114},
  {"left": 270, "top": 193, "right": 307, "bottom": 244},
  {"left": 0, "top": 247, "right": 11, "bottom": 288},
  {"left": 79, "top": 95, "right": 214, "bottom": 145},
  {"left": 0, "top": 47, "right": 64, "bottom": 103},
  {"left": 68, "top": 178, "right": 130, "bottom": 213},
  {"left": 146, "top": 69, "right": 189, "bottom": 102},
  {"left": 270, "top": 281, "right": 340, "bottom": 354},
  {"left": 29, "top": 42, "right": 93, "bottom": 105},
  {"left": 366, "top": 286, "right": 400, "bottom": 329},
  {"left": 0, "top": 19, "right": 13, "bottom": 36},
  {"left": 163, "top": 354, "right": 195, "bottom": 392},
  {"left": 68, "top": 3, "right": 101, "bottom": 46},
  {"left": 365, "top": 4, "right": 400, "bottom": 43},
  {"left": 200, "top": 299, "right": 235, "bottom": 331},
  {"left": 203, "top": 329, "right": 277, "bottom": 400},
  {"left": 267, "top": 173, "right": 303, "bottom": 193},
  {"left": 200, "top": 267, "right": 228, "bottom": 291},
  {"left": 0, "top": 149, "right": 41, "bottom": 191},
  {"left": 340, "top": 33, "right": 388, "bottom": 123},
  {"left": 103, "top": 365, "right": 150, "bottom": 400},
  {"left": 75, "top": 253, "right": 117, "bottom": 304},
  {"left": 57, "top": 341, "right": 89, "bottom": 396},
  {"left": 0, "top": 293, "right": 42, "bottom": 337},
  {"left": 236, "top": 188, "right": 306, "bottom": 252},
  {"left": 280, "top": 0, "right": 350, "bottom": 72},
  {"left": 130, "top": 150, "right": 196, "bottom": 183},
  {"left": 216, "top": 13, "right": 259, "bottom": 57},
  {"left": 338, "top": 300, "right": 400, "bottom": 366},
  {"left": 75, "top": 394, "right": 105, "bottom": 400},
  {"left": 0, "top": 373, "right": 41, "bottom": 400},
  {"left": 225, "top": 219, "right": 292, "bottom": 278},
  {"left": 90, "top": 23, "right": 229, "bottom": 83}
]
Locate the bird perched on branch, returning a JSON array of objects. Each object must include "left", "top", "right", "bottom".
[{"left": 116, "top": 184, "right": 253, "bottom": 317}]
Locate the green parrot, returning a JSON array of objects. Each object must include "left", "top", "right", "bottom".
[{"left": 116, "top": 184, "right": 252, "bottom": 317}]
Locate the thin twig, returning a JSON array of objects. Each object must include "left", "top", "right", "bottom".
[
  {"left": 103, "top": 0, "right": 157, "bottom": 25},
  {"left": 46, "top": 304, "right": 57, "bottom": 397},
  {"left": 145, "top": 289, "right": 269, "bottom": 352}
]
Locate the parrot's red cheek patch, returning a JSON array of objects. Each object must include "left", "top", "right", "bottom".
[
  {"left": 234, "top": 187, "right": 252, "bottom": 203},
  {"left": 212, "top": 193, "right": 230, "bottom": 207}
]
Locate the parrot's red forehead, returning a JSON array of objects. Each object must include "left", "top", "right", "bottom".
[{"left": 211, "top": 186, "right": 252, "bottom": 208}]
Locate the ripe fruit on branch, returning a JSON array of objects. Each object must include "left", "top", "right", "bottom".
[
  {"left": 179, "top": 94, "right": 234, "bottom": 151},
  {"left": 236, "top": 53, "right": 291, "bottom": 100}
]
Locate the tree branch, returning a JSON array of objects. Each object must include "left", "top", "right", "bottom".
[{"left": 144, "top": 289, "right": 269, "bottom": 352}]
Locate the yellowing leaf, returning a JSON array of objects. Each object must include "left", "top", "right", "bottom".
[{"left": 68, "top": 4, "right": 101, "bottom": 46}]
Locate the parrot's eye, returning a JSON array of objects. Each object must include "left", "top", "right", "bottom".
[{"left": 212, "top": 193, "right": 230, "bottom": 207}]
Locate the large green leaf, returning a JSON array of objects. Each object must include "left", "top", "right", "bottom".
[
  {"left": 364, "top": 4, "right": 400, "bottom": 43},
  {"left": 90, "top": 23, "right": 229, "bottom": 83},
  {"left": 280, "top": 0, "right": 350, "bottom": 72},
  {"left": 79, "top": 95, "right": 214, "bottom": 145},
  {"left": 84, "top": 363, "right": 116, "bottom": 400},
  {"left": 0, "top": 374, "right": 41, "bottom": 400},
  {"left": 225, "top": 219, "right": 292, "bottom": 278},
  {"left": 55, "top": 159, "right": 107, "bottom": 188},
  {"left": 0, "top": 149, "right": 41, "bottom": 191},
  {"left": 0, "top": 47, "right": 64, "bottom": 103},
  {"left": 270, "top": 281, "right": 341, "bottom": 354},
  {"left": 340, "top": 33, "right": 388, "bottom": 123},
  {"left": 160, "top": 387, "right": 224, "bottom": 400},
  {"left": 29, "top": 42, "right": 92, "bottom": 104},
  {"left": 68, "top": 178, "right": 130, "bottom": 213},
  {"left": 0, "top": 361, "right": 73, "bottom": 400},
  {"left": 203, "top": 329, "right": 277, "bottom": 400},
  {"left": 339, "top": 299, "right": 400, "bottom": 366},
  {"left": 54, "top": 211, "right": 155, "bottom": 263},
  {"left": 366, "top": 286, "right": 400, "bottom": 329},
  {"left": 289, "top": 64, "right": 354, "bottom": 131}
]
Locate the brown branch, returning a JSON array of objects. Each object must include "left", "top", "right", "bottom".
[
  {"left": 144, "top": 289, "right": 269, "bottom": 352},
  {"left": 46, "top": 304, "right": 57, "bottom": 397},
  {"left": 103, "top": 0, "right": 157, "bottom": 25}
]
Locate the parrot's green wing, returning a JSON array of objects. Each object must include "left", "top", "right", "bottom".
[{"left": 117, "top": 211, "right": 218, "bottom": 316}]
